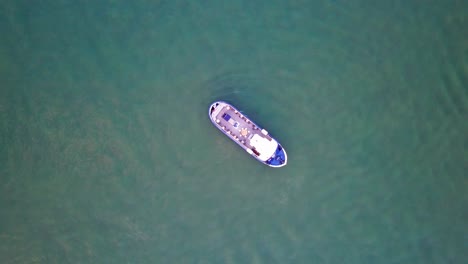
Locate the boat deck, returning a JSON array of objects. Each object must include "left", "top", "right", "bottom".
[{"left": 212, "top": 104, "right": 273, "bottom": 156}]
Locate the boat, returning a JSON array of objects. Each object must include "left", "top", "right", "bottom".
[{"left": 209, "top": 101, "right": 287, "bottom": 168}]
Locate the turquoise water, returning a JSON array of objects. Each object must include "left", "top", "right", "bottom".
[{"left": 1, "top": 0, "right": 466, "bottom": 263}]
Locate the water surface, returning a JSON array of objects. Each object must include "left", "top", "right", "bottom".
[{"left": 0, "top": 0, "right": 466, "bottom": 263}]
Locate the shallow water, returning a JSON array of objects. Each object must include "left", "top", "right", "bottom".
[{"left": 1, "top": 0, "right": 466, "bottom": 263}]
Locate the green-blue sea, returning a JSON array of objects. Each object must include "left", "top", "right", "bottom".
[{"left": 1, "top": 0, "right": 466, "bottom": 263}]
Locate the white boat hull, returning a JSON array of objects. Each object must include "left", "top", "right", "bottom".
[{"left": 209, "top": 101, "right": 287, "bottom": 168}]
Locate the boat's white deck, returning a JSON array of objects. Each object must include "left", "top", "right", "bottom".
[{"left": 211, "top": 103, "right": 278, "bottom": 161}]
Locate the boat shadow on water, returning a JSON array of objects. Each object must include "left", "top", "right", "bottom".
[
  {"left": 199, "top": 72, "right": 306, "bottom": 167},
  {"left": 201, "top": 72, "right": 274, "bottom": 120}
]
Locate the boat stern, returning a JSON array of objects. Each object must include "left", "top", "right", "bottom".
[{"left": 209, "top": 101, "right": 228, "bottom": 121}]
